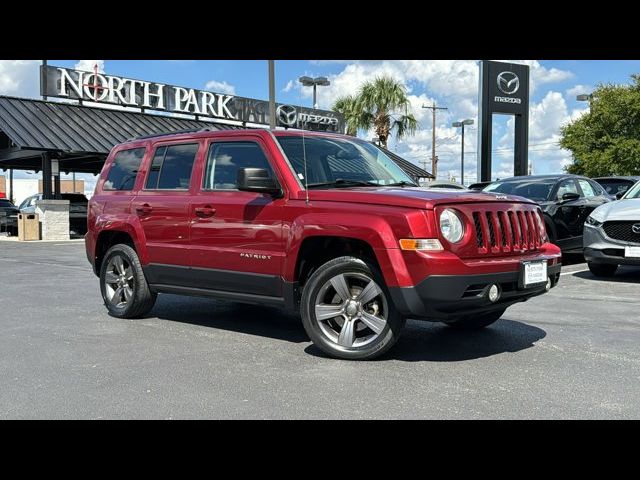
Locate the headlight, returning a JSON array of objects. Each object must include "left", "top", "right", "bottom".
[
  {"left": 439, "top": 209, "right": 464, "bottom": 243},
  {"left": 585, "top": 216, "right": 602, "bottom": 227},
  {"left": 587, "top": 206, "right": 606, "bottom": 226}
]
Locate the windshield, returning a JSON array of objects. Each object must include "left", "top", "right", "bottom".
[
  {"left": 276, "top": 135, "right": 417, "bottom": 188},
  {"left": 623, "top": 181, "right": 640, "bottom": 199},
  {"left": 0, "top": 199, "right": 15, "bottom": 208},
  {"left": 597, "top": 179, "right": 635, "bottom": 197},
  {"left": 484, "top": 179, "right": 555, "bottom": 202}
]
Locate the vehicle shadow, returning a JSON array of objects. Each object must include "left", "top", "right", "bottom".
[
  {"left": 149, "top": 294, "right": 309, "bottom": 343},
  {"left": 573, "top": 267, "right": 640, "bottom": 284},
  {"left": 305, "top": 318, "right": 547, "bottom": 362}
]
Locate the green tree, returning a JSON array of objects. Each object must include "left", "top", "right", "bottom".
[
  {"left": 332, "top": 76, "right": 418, "bottom": 148},
  {"left": 560, "top": 75, "right": 640, "bottom": 176}
]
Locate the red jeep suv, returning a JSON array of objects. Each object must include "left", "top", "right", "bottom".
[{"left": 86, "top": 128, "right": 561, "bottom": 360}]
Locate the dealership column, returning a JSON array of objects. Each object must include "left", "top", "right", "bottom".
[{"left": 41, "top": 151, "right": 53, "bottom": 200}]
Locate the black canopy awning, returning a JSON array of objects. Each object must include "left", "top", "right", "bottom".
[{"left": 0, "top": 95, "right": 434, "bottom": 180}]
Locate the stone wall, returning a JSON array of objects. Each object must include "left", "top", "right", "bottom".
[{"left": 35, "top": 200, "right": 70, "bottom": 241}]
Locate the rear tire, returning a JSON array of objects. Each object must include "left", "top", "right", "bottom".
[
  {"left": 300, "top": 256, "right": 405, "bottom": 360},
  {"left": 588, "top": 262, "right": 618, "bottom": 277},
  {"left": 444, "top": 309, "right": 505, "bottom": 330},
  {"left": 100, "top": 244, "right": 157, "bottom": 319}
]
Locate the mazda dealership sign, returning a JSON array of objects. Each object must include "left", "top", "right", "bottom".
[
  {"left": 477, "top": 61, "right": 530, "bottom": 181},
  {"left": 40, "top": 65, "right": 344, "bottom": 132}
]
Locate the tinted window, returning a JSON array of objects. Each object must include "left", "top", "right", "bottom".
[
  {"left": 556, "top": 179, "right": 579, "bottom": 200},
  {"left": 203, "top": 142, "right": 273, "bottom": 190},
  {"left": 578, "top": 179, "right": 596, "bottom": 198},
  {"left": 104, "top": 148, "right": 145, "bottom": 191},
  {"left": 145, "top": 143, "right": 198, "bottom": 190},
  {"left": 485, "top": 180, "right": 555, "bottom": 202},
  {"left": 0, "top": 199, "right": 14, "bottom": 208}
]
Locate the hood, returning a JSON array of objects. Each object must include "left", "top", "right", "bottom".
[
  {"left": 305, "top": 186, "right": 536, "bottom": 209},
  {"left": 591, "top": 198, "right": 640, "bottom": 222}
]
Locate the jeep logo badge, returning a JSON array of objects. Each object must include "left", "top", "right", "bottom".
[
  {"left": 497, "top": 71, "right": 519, "bottom": 95},
  {"left": 632, "top": 223, "right": 640, "bottom": 234},
  {"left": 276, "top": 104, "right": 297, "bottom": 127}
]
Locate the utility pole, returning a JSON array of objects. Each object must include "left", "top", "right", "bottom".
[
  {"left": 268, "top": 61, "right": 276, "bottom": 130},
  {"left": 422, "top": 103, "right": 447, "bottom": 179}
]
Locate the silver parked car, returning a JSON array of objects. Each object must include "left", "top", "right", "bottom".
[{"left": 583, "top": 180, "right": 640, "bottom": 276}]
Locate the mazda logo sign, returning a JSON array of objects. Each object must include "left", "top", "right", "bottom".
[
  {"left": 632, "top": 223, "right": 640, "bottom": 235},
  {"left": 276, "top": 104, "right": 297, "bottom": 127},
  {"left": 497, "top": 71, "right": 520, "bottom": 95}
]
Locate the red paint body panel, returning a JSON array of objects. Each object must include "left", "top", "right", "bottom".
[{"left": 86, "top": 129, "right": 561, "bottom": 296}]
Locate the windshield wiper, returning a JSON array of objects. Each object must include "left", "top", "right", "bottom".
[
  {"left": 385, "top": 181, "right": 417, "bottom": 187},
  {"left": 306, "top": 179, "right": 381, "bottom": 189}
]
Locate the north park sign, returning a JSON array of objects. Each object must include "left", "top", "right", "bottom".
[{"left": 40, "top": 65, "right": 344, "bottom": 132}]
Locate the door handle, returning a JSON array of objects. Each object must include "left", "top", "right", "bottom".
[
  {"left": 195, "top": 206, "right": 216, "bottom": 218},
  {"left": 135, "top": 203, "right": 152, "bottom": 216}
]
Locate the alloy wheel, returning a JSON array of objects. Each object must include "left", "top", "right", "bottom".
[
  {"left": 314, "top": 272, "right": 388, "bottom": 348},
  {"left": 104, "top": 255, "right": 135, "bottom": 308}
]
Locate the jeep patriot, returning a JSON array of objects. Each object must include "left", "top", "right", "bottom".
[{"left": 86, "top": 129, "right": 562, "bottom": 360}]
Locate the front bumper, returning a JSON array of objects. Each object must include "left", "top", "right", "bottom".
[
  {"left": 583, "top": 224, "right": 640, "bottom": 266},
  {"left": 389, "top": 262, "right": 561, "bottom": 321}
]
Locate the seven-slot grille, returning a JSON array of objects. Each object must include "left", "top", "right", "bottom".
[
  {"left": 471, "top": 208, "right": 544, "bottom": 254},
  {"left": 602, "top": 221, "right": 640, "bottom": 244}
]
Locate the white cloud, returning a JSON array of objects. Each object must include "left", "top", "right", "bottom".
[
  {"left": 282, "top": 79, "right": 295, "bottom": 93},
  {"left": 74, "top": 60, "right": 105, "bottom": 73},
  {"left": 565, "top": 84, "right": 594, "bottom": 98},
  {"left": 0, "top": 60, "right": 40, "bottom": 98},
  {"left": 204, "top": 79, "right": 236, "bottom": 95}
]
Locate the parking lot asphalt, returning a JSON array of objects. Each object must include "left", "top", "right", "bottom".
[{"left": 1, "top": 241, "right": 639, "bottom": 419}]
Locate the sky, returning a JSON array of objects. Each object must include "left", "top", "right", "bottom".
[{"left": 2, "top": 59, "right": 640, "bottom": 193}]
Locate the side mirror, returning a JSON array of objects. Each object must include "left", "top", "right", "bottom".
[
  {"left": 616, "top": 192, "right": 625, "bottom": 200},
  {"left": 560, "top": 192, "right": 580, "bottom": 202},
  {"left": 237, "top": 168, "right": 282, "bottom": 197}
]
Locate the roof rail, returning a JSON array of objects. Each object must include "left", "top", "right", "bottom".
[{"left": 125, "top": 127, "right": 213, "bottom": 142}]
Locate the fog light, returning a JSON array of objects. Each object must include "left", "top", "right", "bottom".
[
  {"left": 546, "top": 277, "right": 552, "bottom": 291},
  {"left": 488, "top": 284, "right": 500, "bottom": 302}
]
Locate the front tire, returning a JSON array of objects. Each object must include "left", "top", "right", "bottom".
[
  {"left": 588, "top": 262, "right": 618, "bottom": 277},
  {"left": 444, "top": 309, "right": 505, "bottom": 330},
  {"left": 100, "top": 244, "right": 157, "bottom": 318},
  {"left": 300, "top": 256, "right": 405, "bottom": 360}
]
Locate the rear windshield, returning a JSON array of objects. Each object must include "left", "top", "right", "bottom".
[
  {"left": 596, "top": 179, "right": 635, "bottom": 196},
  {"left": 0, "top": 199, "right": 15, "bottom": 208},
  {"left": 484, "top": 179, "right": 555, "bottom": 202}
]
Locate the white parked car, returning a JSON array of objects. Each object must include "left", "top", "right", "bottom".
[{"left": 583, "top": 180, "right": 640, "bottom": 276}]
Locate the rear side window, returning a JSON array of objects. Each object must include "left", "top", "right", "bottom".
[
  {"left": 145, "top": 143, "right": 199, "bottom": 190},
  {"left": 104, "top": 148, "right": 145, "bottom": 191},
  {"left": 203, "top": 142, "right": 273, "bottom": 190},
  {"left": 578, "top": 179, "right": 596, "bottom": 198}
]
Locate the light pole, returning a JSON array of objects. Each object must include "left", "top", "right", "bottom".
[
  {"left": 452, "top": 119, "right": 474, "bottom": 186},
  {"left": 299, "top": 76, "right": 330, "bottom": 109}
]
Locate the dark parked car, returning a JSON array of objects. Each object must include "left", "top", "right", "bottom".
[
  {"left": 19, "top": 193, "right": 89, "bottom": 235},
  {"left": 0, "top": 198, "right": 19, "bottom": 236},
  {"left": 593, "top": 176, "right": 640, "bottom": 199},
  {"left": 484, "top": 175, "right": 610, "bottom": 252}
]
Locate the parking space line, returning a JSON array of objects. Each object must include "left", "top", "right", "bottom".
[{"left": 560, "top": 268, "right": 590, "bottom": 276}]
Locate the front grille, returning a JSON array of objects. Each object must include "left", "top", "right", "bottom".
[
  {"left": 470, "top": 206, "right": 544, "bottom": 255},
  {"left": 603, "top": 221, "right": 640, "bottom": 244}
]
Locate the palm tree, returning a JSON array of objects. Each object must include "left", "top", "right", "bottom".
[{"left": 332, "top": 76, "right": 418, "bottom": 148}]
